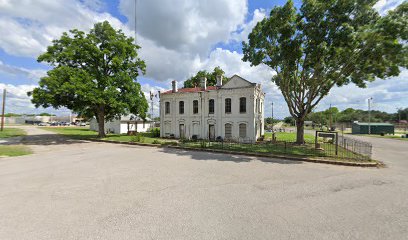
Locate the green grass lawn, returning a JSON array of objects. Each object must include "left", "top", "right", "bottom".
[
  {"left": 0, "top": 145, "right": 32, "bottom": 157},
  {"left": 42, "top": 127, "right": 174, "bottom": 144},
  {"left": 264, "top": 132, "right": 315, "bottom": 142},
  {"left": 43, "top": 127, "right": 98, "bottom": 139},
  {"left": 0, "top": 128, "right": 26, "bottom": 138}
]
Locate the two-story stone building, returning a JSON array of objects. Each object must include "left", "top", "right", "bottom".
[{"left": 159, "top": 75, "right": 265, "bottom": 141}]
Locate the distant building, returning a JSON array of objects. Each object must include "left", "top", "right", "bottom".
[
  {"left": 352, "top": 122, "right": 394, "bottom": 134},
  {"left": 159, "top": 75, "right": 265, "bottom": 141},
  {"left": 89, "top": 114, "right": 152, "bottom": 134}
]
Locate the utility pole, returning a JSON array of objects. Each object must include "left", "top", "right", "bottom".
[
  {"left": 271, "top": 102, "right": 274, "bottom": 132},
  {"left": 368, "top": 97, "right": 373, "bottom": 135},
  {"left": 1, "top": 89, "right": 6, "bottom": 131}
]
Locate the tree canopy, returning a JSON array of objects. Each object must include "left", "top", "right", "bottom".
[
  {"left": 306, "top": 107, "right": 408, "bottom": 124},
  {"left": 243, "top": 0, "right": 407, "bottom": 143},
  {"left": 183, "top": 66, "right": 229, "bottom": 88},
  {"left": 29, "top": 21, "right": 148, "bottom": 137}
]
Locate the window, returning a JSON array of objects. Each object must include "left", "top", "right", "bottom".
[
  {"left": 260, "top": 101, "right": 263, "bottom": 113},
  {"left": 179, "top": 101, "right": 184, "bottom": 114},
  {"left": 239, "top": 123, "right": 246, "bottom": 138},
  {"left": 193, "top": 100, "right": 198, "bottom": 114},
  {"left": 225, "top": 123, "right": 232, "bottom": 138},
  {"left": 209, "top": 99, "right": 215, "bottom": 114},
  {"left": 165, "top": 102, "right": 170, "bottom": 114},
  {"left": 225, "top": 98, "right": 231, "bottom": 113},
  {"left": 239, "top": 97, "right": 246, "bottom": 113}
]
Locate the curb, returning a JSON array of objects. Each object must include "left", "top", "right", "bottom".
[
  {"left": 86, "top": 139, "right": 380, "bottom": 168},
  {"left": 87, "top": 138, "right": 163, "bottom": 148},
  {"left": 168, "top": 146, "right": 380, "bottom": 168}
]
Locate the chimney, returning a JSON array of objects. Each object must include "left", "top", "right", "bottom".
[
  {"left": 201, "top": 77, "right": 207, "bottom": 90},
  {"left": 172, "top": 80, "right": 177, "bottom": 93},
  {"left": 216, "top": 75, "right": 223, "bottom": 87}
]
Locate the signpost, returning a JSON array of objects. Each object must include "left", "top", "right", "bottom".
[{"left": 315, "top": 130, "right": 338, "bottom": 155}]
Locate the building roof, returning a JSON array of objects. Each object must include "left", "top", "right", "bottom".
[
  {"left": 353, "top": 122, "right": 394, "bottom": 126},
  {"left": 161, "top": 86, "right": 218, "bottom": 95},
  {"left": 120, "top": 114, "right": 152, "bottom": 122}
]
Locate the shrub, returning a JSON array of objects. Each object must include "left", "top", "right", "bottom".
[
  {"left": 152, "top": 139, "right": 161, "bottom": 144},
  {"left": 150, "top": 128, "right": 160, "bottom": 138},
  {"left": 200, "top": 140, "right": 207, "bottom": 148},
  {"left": 131, "top": 134, "right": 145, "bottom": 143}
]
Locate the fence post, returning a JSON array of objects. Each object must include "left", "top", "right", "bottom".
[{"left": 335, "top": 132, "right": 338, "bottom": 156}]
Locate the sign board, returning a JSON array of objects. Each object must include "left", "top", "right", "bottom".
[
  {"left": 315, "top": 131, "right": 339, "bottom": 155},
  {"left": 318, "top": 132, "right": 336, "bottom": 139}
]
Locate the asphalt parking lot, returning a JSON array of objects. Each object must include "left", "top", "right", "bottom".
[{"left": 0, "top": 126, "right": 407, "bottom": 240}]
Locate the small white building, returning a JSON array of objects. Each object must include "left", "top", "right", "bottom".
[
  {"left": 90, "top": 114, "right": 152, "bottom": 134},
  {"left": 160, "top": 75, "right": 265, "bottom": 141}
]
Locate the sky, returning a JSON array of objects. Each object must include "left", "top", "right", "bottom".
[{"left": 0, "top": 0, "right": 406, "bottom": 119}]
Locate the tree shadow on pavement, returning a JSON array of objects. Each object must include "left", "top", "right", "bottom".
[
  {"left": 20, "top": 134, "right": 88, "bottom": 146},
  {"left": 159, "top": 147, "right": 302, "bottom": 165}
]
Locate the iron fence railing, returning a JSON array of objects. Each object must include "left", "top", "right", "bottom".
[{"left": 179, "top": 136, "right": 372, "bottom": 161}]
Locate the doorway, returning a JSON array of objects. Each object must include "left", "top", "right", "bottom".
[
  {"left": 209, "top": 124, "right": 215, "bottom": 140},
  {"left": 179, "top": 124, "right": 185, "bottom": 139}
]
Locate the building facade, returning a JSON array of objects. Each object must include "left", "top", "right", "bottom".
[
  {"left": 160, "top": 75, "right": 265, "bottom": 141},
  {"left": 90, "top": 115, "right": 152, "bottom": 134}
]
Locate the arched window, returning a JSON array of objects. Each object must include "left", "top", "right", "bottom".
[
  {"left": 225, "top": 98, "right": 231, "bottom": 113},
  {"left": 165, "top": 102, "right": 170, "bottom": 114},
  {"left": 179, "top": 101, "right": 184, "bottom": 114},
  {"left": 209, "top": 99, "right": 215, "bottom": 114},
  {"left": 239, "top": 97, "right": 246, "bottom": 113},
  {"left": 193, "top": 100, "right": 198, "bottom": 114},
  {"left": 239, "top": 123, "right": 246, "bottom": 138},
  {"left": 225, "top": 123, "right": 232, "bottom": 139}
]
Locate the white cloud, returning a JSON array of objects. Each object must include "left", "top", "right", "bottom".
[
  {"left": 374, "top": 0, "right": 405, "bottom": 15},
  {"left": 231, "top": 8, "right": 266, "bottom": 43},
  {"left": 0, "top": 0, "right": 405, "bottom": 118},
  {"left": 0, "top": 0, "right": 127, "bottom": 57},
  {"left": 0, "top": 61, "right": 46, "bottom": 82},
  {"left": 319, "top": 69, "right": 408, "bottom": 113},
  {"left": 119, "top": 0, "right": 247, "bottom": 56}
]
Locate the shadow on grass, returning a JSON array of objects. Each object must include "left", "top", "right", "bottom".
[{"left": 158, "top": 147, "right": 302, "bottom": 165}]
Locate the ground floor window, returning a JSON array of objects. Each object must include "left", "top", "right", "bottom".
[
  {"left": 225, "top": 123, "right": 232, "bottom": 139},
  {"left": 239, "top": 123, "right": 246, "bottom": 138}
]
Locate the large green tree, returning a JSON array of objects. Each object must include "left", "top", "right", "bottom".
[
  {"left": 183, "top": 66, "right": 229, "bottom": 88},
  {"left": 243, "top": 0, "right": 407, "bottom": 143},
  {"left": 29, "top": 21, "right": 148, "bottom": 137}
]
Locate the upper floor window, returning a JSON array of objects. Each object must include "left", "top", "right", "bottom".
[
  {"left": 179, "top": 101, "right": 184, "bottom": 114},
  {"left": 225, "top": 98, "right": 231, "bottom": 113},
  {"left": 165, "top": 102, "right": 170, "bottom": 114},
  {"left": 193, "top": 100, "right": 198, "bottom": 114},
  {"left": 209, "top": 99, "right": 215, "bottom": 114},
  {"left": 239, "top": 97, "right": 246, "bottom": 113}
]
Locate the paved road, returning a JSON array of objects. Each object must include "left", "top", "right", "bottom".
[{"left": 0, "top": 126, "right": 407, "bottom": 240}]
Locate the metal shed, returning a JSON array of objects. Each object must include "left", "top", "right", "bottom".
[{"left": 352, "top": 122, "right": 394, "bottom": 134}]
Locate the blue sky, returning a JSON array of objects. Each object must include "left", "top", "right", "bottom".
[{"left": 0, "top": 0, "right": 406, "bottom": 118}]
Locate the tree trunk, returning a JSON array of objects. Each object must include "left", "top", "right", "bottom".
[
  {"left": 97, "top": 110, "right": 106, "bottom": 138},
  {"left": 296, "top": 118, "right": 305, "bottom": 144}
]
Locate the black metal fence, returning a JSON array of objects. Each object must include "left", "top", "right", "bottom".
[{"left": 179, "top": 136, "right": 372, "bottom": 161}]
